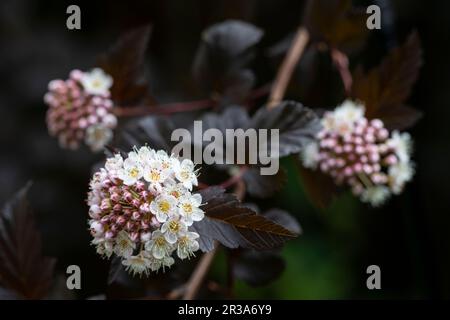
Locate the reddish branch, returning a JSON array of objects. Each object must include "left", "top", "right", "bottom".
[
  {"left": 114, "top": 99, "right": 215, "bottom": 117},
  {"left": 182, "top": 244, "right": 219, "bottom": 300},
  {"left": 115, "top": 84, "right": 271, "bottom": 118},
  {"left": 267, "top": 26, "right": 310, "bottom": 109}
]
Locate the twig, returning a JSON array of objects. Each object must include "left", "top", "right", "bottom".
[
  {"left": 115, "top": 83, "right": 272, "bottom": 118},
  {"left": 219, "top": 166, "right": 248, "bottom": 189},
  {"left": 225, "top": 250, "right": 235, "bottom": 299},
  {"left": 267, "top": 26, "right": 310, "bottom": 109},
  {"left": 331, "top": 48, "right": 353, "bottom": 95},
  {"left": 114, "top": 99, "right": 214, "bottom": 117},
  {"left": 181, "top": 180, "right": 246, "bottom": 300},
  {"left": 183, "top": 244, "right": 219, "bottom": 300}
]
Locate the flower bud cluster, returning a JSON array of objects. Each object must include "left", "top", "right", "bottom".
[
  {"left": 301, "top": 100, "right": 415, "bottom": 207},
  {"left": 45, "top": 68, "right": 117, "bottom": 152},
  {"left": 87, "top": 146, "right": 203, "bottom": 275}
]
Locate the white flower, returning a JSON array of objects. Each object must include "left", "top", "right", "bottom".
[
  {"left": 156, "top": 150, "right": 179, "bottom": 175},
  {"left": 165, "top": 180, "right": 189, "bottom": 199},
  {"left": 105, "top": 154, "right": 123, "bottom": 176},
  {"left": 113, "top": 231, "right": 136, "bottom": 258},
  {"left": 145, "top": 230, "right": 173, "bottom": 259},
  {"left": 389, "top": 161, "right": 415, "bottom": 194},
  {"left": 143, "top": 159, "right": 168, "bottom": 186},
  {"left": 85, "top": 124, "right": 113, "bottom": 152},
  {"left": 137, "top": 146, "right": 156, "bottom": 165},
  {"left": 361, "top": 186, "right": 391, "bottom": 207},
  {"left": 150, "top": 194, "right": 178, "bottom": 222},
  {"left": 174, "top": 159, "right": 198, "bottom": 190},
  {"left": 301, "top": 142, "right": 319, "bottom": 169},
  {"left": 323, "top": 100, "right": 365, "bottom": 137},
  {"left": 118, "top": 154, "right": 143, "bottom": 186},
  {"left": 90, "top": 221, "right": 104, "bottom": 237},
  {"left": 388, "top": 131, "right": 413, "bottom": 163},
  {"left": 80, "top": 68, "right": 113, "bottom": 96},
  {"left": 178, "top": 194, "right": 204, "bottom": 226},
  {"left": 122, "top": 252, "right": 151, "bottom": 276},
  {"left": 89, "top": 204, "right": 101, "bottom": 219},
  {"left": 92, "top": 238, "right": 113, "bottom": 258},
  {"left": 177, "top": 231, "right": 200, "bottom": 259},
  {"left": 161, "top": 216, "right": 187, "bottom": 244},
  {"left": 148, "top": 255, "right": 175, "bottom": 272},
  {"left": 334, "top": 100, "right": 365, "bottom": 125}
]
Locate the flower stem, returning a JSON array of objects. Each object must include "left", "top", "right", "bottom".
[{"left": 358, "top": 172, "right": 373, "bottom": 189}]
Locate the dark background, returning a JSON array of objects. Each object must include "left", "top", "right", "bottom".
[{"left": 0, "top": 0, "right": 448, "bottom": 299}]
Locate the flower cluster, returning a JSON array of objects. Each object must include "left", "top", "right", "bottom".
[
  {"left": 87, "top": 146, "right": 203, "bottom": 275},
  {"left": 45, "top": 68, "right": 117, "bottom": 152},
  {"left": 301, "top": 100, "right": 415, "bottom": 207}
]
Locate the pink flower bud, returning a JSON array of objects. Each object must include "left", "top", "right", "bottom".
[
  {"left": 132, "top": 211, "right": 141, "bottom": 220},
  {"left": 105, "top": 231, "right": 115, "bottom": 239},
  {"left": 363, "top": 164, "right": 373, "bottom": 174},
  {"left": 116, "top": 216, "right": 126, "bottom": 226},
  {"left": 384, "top": 154, "right": 398, "bottom": 165},
  {"left": 135, "top": 181, "right": 145, "bottom": 192},
  {"left": 343, "top": 166, "right": 354, "bottom": 177},
  {"left": 101, "top": 179, "right": 112, "bottom": 188},
  {"left": 353, "top": 136, "right": 363, "bottom": 145},
  {"left": 335, "top": 158, "right": 346, "bottom": 168},
  {"left": 110, "top": 193, "right": 120, "bottom": 202},
  {"left": 130, "top": 232, "right": 139, "bottom": 242},
  {"left": 139, "top": 203, "right": 151, "bottom": 213},
  {"left": 355, "top": 145, "right": 365, "bottom": 154},
  {"left": 123, "top": 192, "right": 133, "bottom": 202},
  {"left": 131, "top": 199, "right": 141, "bottom": 208},
  {"left": 70, "top": 69, "right": 84, "bottom": 81},
  {"left": 327, "top": 158, "right": 336, "bottom": 168},
  {"left": 100, "top": 199, "right": 111, "bottom": 211},
  {"left": 377, "top": 128, "right": 389, "bottom": 140},
  {"left": 126, "top": 221, "right": 134, "bottom": 231},
  {"left": 343, "top": 144, "right": 353, "bottom": 153},
  {"left": 369, "top": 152, "right": 380, "bottom": 163},
  {"left": 353, "top": 163, "right": 363, "bottom": 173},
  {"left": 370, "top": 119, "right": 384, "bottom": 129},
  {"left": 364, "top": 133, "right": 375, "bottom": 143},
  {"left": 334, "top": 146, "right": 343, "bottom": 154},
  {"left": 365, "top": 126, "right": 375, "bottom": 135}
]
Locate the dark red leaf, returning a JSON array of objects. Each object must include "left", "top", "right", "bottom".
[
  {"left": 0, "top": 182, "right": 55, "bottom": 299},
  {"left": 191, "top": 187, "right": 299, "bottom": 252},
  {"left": 352, "top": 32, "right": 423, "bottom": 129},
  {"left": 97, "top": 25, "right": 152, "bottom": 106}
]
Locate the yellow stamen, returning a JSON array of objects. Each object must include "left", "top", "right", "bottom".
[
  {"left": 169, "top": 220, "right": 180, "bottom": 232},
  {"left": 129, "top": 168, "right": 139, "bottom": 178},
  {"left": 182, "top": 203, "right": 193, "bottom": 214},
  {"left": 158, "top": 201, "right": 170, "bottom": 212},
  {"left": 155, "top": 237, "right": 166, "bottom": 246}
]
